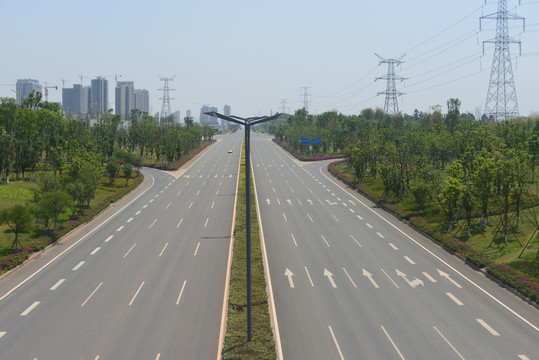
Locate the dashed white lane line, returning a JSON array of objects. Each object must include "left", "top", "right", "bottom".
[
  {"left": 376, "top": 232, "right": 384, "bottom": 238},
  {"left": 104, "top": 235, "right": 113, "bottom": 243},
  {"left": 328, "top": 326, "right": 345, "bottom": 360},
  {"left": 20, "top": 301, "right": 40, "bottom": 316},
  {"left": 349, "top": 208, "right": 355, "bottom": 213},
  {"left": 116, "top": 226, "right": 124, "bottom": 232},
  {"left": 291, "top": 234, "right": 298, "bottom": 247},
  {"left": 127, "top": 217, "right": 133, "bottom": 223},
  {"left": 156, "top": 354, "right": 161, "bottom": 360},
  {"left": 165, "top": 202, "right": 172, "bottom": 210},
  {"left": 196, "top": 190, "right": 201, "bottom": 196},
  {"left": 404, "top": 256, "right": 416, "bottom": 265},
  {"left": 189, "top": 202, "right": 194, "bottom": 209},
  {"left": 305, "top": 266, "right": 314, "bottom": 287},
  {"left": 149, "top": 199, "right": 155, "bottom": 203},
  {"left": 366, "top": 223, "right": 373, "bottom": 229},
  {"left": 211, "top": 201, "right": 215, "bottom": 209},
  {"left": 331, "top": 214, "right": 339, "bottom": 223},
  {"left": 155, "top": 194, "right": 160, "bottom": 198},
  {"left": 389, "top": 243, "right": 399, "bottom": 250},
  {"left": 433, "top": 326, "right": 465, "bottom": 360},
  {"left": 423, "top": 272, "right": 437, "bottom": 283},
  {"left": 81, "top": 282, "right": 103, "bottom": 307},
  {"left": 72, "top": 261, "right": 85, "bottom": 271},
  {"left": 176, "top": 280, "right": 187, "bottom": 305},
  {"left": 194, "top": 242, "right": 201, "bottom": 256},
  {"left": 476, "top": 319, "right": 500, "bottom": 336},
  {"left": 0, "top": 331, "right": 6, "bottom": 339},
  {"left": 308, "top": 213, "right": 314, "bottom": 222},
  {"left": 50, "top": 279, "right": 65, "bottom": 291},
  {"left": 177, "top": 218, "right": 183, "bottom": 228},
  {"left": 159, "top": 243, "right": 169, "bottom": 257},
  {"left": 129, "top": 281, "right": 145, "bottom": 306},
  {"left": 381, "top": 325, "right": 406, "bottom": 360},
  {"left": 283, "top": 213, "right": 287, "bottom": 222},
  {"left": 350, "top": 234, "right": 362, "bottom": 247},
  {"left": 446, "top": 292, "right": 464, "bottom": 306},
  {"left": 90, "top": 247, "right": 101, "bottom": 255},
  {"left": 381, "top": 268, "right": 399, "bottom": 288},
  {"left": 177, "top": 190, "right": 182, "bottom": 197},
  {"left": 123, "top": 244, "right": 136, "bottom": 258},
  {"left": 149, "top": 219, "right": 157, "bottom": 229},
  {"left": 357, "top": 215, "right": 363, "bottom": 220},
  {"left": 518, "top": 355, "right": 530, "bottom": 360},
  {"left": 143, "top": 204, "right": 148, "bottom": 208},
  {"left": 321, "top": 234, "right": 330, "bottom": 247},
  {"left": 204, "top": 218, "right": 209, "bottom": 228},
  {"left": 343, "top": 267, "right": 357, "bottom": 288},
  {"left": 136, "top": 210, "right": 141, "bottom": 215}
]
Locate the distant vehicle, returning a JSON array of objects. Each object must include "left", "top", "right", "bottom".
[{"left": 228, "top": 149, "right": 233, "bottom": 153}]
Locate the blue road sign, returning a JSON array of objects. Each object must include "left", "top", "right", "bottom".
[
  {"left": 300, "top": 138, "right": 309, "bottom": 145},
  {"left": 312, "top": 138, "right": 321, "bottom": 145}
]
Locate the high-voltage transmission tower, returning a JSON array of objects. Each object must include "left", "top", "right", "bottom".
[
  {"left": 480, "top": 0, "right": 525, "bottom": 121},
  {"left": 375, "top": 54, "right": 406, "bottom": 115},
  {"left": 300, "top": 87, "right": 311, "bottom": 112},
  {"left": 158, "top": 74, "right": 176, "bottom": 119},
  {"left": 280, "top": 99, "right": 288, "bottom": 114}
]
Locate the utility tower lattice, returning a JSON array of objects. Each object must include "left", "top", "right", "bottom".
[
  {"left": 300, "top": 87, "right": 311, "bottom": 112},
  {"left": 375, "top": 54, "right": 406, "bottom": 115},
  {"left": 158, "top": 75, "right": 177, "bottom": 119},
  {"left": 280, "top": 99, "right": 288, "bottom": 114},
  {"left": 481, "top": 0, "right": 525, "bottom": 121}
]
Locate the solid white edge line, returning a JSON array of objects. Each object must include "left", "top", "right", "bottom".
[
  {"left": 381, "top": 325, "right": 406, "bottom": 360},
  {"left": 81, "top": 282, "right": 103, "bottom": 307},
  {"left": 252, "top": 144, "right": 284, "bottom": 360},
  {"left": 328, "top": 325, "right": 345, "bottom": 360},
  {"left": 129, "top": 281, "right": 144, "bottom": 306},
  {"left": 217, "top": 138, "right": 242, "bottom": 360},
  {"left": 319, "top": 165, "right": 539, "bottom": 333},
  {"left": 433, "top": 326, "right": 466, "bottom": 360}
]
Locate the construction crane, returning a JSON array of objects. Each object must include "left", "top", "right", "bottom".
[
  {"left": 102, "top": 73, "right": 122, "bottom": 87},
  {"left": 61, "top": 79, "right": 71, "bottom": 88}
]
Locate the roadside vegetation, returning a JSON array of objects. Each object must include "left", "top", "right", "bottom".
[
  {"left": 223, "top": 140, "right": 276, "bottom": 359},
  {"left": 0, "top": 93, "right": 214, "bottom": 274},
  {"left": 272, "top": 103, "right": 539, "bottom": 304}
]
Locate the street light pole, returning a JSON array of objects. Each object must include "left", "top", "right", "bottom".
[{"left": 203, "top": 111, "right": 280, "bottom": 342}]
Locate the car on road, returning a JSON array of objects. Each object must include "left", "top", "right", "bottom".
[{"left": 228, "top": 149, "right": 233, "bottom": 153}]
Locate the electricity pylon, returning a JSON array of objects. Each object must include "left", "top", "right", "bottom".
[
  {"left": 481, "top": 0, "right": 525, "bottom": 121},
  {"left": 158, "top": 74, "right": 176, "bottom": 119},
  {"left": 375, "top": 54, "right": 406, "bottom": 115}
]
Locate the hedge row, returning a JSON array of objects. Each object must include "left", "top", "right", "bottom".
[
  {"left": 144, "top": 139, "right": 216, "bottom": 171},
  {"left": 272, "top": 139, "right": 343, "bottom": 161},
  {"left": 327, "top": 160, "right": 539, "bottom": 305}
]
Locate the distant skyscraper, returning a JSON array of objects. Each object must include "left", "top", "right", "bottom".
[
  {"left": 62, "top": 84, "right": 90, "bottom": 115},
  {"left": 115, "top": 81, "right": 135, "bottom": 119},
  {"left": 200, "top": 105, "right": 219, "bottom": 126},
  {"left": 16, "top": 79, "right": 40, "bottom": 105},
  {"left": 90, "top": 77, "right": 109, "bottom": 115},
  {"left": 134, "top": 89, "right": 150, "bottom": 115},
  {"left": 173, "top": 110, "right": 182, "bottom": 124},
  {"left": 186, "top": 109, "right": 192, "bottom": 118},
  {"left": 223, "top": 104, "right": 231, "bottom": 126}
]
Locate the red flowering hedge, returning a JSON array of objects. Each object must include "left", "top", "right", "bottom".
[
  {"left": 272, "top": 139, "right": 343, "bottom": 161},
  {"left": 328, "top": 160, "right": 539, "bottom": 305}
]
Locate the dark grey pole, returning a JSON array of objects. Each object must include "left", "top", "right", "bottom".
[{"left": 245, "top": 122, "right": 252, "bottom": 342}]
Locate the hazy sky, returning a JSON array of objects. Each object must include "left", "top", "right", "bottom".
[{"left": 1, "top": 0, "right": 538, "bottom": 120}]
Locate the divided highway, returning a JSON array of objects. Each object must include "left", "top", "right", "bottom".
[
  {"left": 0, "top": 132, "right": 243, "bottom": 359},
  {"left": 251, "top": 134, "right": 539, "bottom": 359}
]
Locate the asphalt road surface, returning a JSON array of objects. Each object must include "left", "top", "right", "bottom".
[
  {"left": 251, "top": 134, "right": 539, "bottom": 360},
  {"left": 0, "top": 132, "right": 242, "bottom": 360}
]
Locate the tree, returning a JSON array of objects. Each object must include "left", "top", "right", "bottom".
[
  {"left": 106, "top": 159, "right": 120, "bottom": 185},
  {"left": 0, "top": 205, "right": 33, "bottom": 250},
  {"left": 122, "top": 162, "right": 133, "bottom": 187},
  {"left": 461, "top": 183, "right": 476, "bottom": 237},
  {"left": 439, "top": 177, "right": 462, "bottom": 233},
  {"left": 411, "top": 180, "right": 429, "bottom": 213},
  {"left": 472, "top": 154, "right": 494, "bottom": 228},
  {"left": 38, "top": 191, "right": 72, "bottom": 229}
]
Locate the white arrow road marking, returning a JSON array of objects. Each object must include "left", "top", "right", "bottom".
[
  {"left": 438, "top": 269, "right": 462, "bottom": 288},
  {"left": 446, "top": 292, "right": 464, "bottom": 306},
  {"left": 324, "top": 269, "right": 337, "bottom": 288},
  {"left": 266, "top": 199, "right": 270, "bottom": 205},
  {"left": 363, "top": 269, "right": 379, "bottom": 288},
  {"left": 286, "top": 199, "right": 292, "bottom": 205},
  {"left": 20, "top": 301, "right": 40, "bottom": 316},
  {"left": 476, "top": 319, "right": 500, "bottom": 336},
  {"left": 285, "top": 268, "right": 295, "bottom": 288},
  {"left": 396, "top": 269, "right": 424, "bottom": 288},
  {"left": 325, "top": 199, "right": 337, "bottom": 205},
  {"left": 307, "top": 199, "right": 313, "bottom": 205}
]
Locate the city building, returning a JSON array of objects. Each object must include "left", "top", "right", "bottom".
[
  {"left": 134, "top": 89, "right": 150, "bottom": 115},
  {"left": 223, "top": 104, "right": 231, "bottom": 127},
  {"left": 90, "top": 76, "right": 109, "bottom": 115},
  {"left": 15, "top": 79, "right": 40, "bottom": 105},
  {"left": 62, "top": 84, "right": 90, "bottom": 115},
  {"left": 115, "top": 81, "right": 135, "bottom": 119},
  {"left": 200, "top": 105, "right": 219, "bottom": 126}
]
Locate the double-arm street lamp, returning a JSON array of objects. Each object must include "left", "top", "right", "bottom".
[{"left": 204, "top": 111, "right": 280, "bottom": 342}]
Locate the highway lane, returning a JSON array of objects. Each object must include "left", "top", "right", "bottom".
[
  {"left": 252, "top": 134, "right": 539, "bottom": 359},
  {"left": 0, "top": 131, "right": 242, "bottom": 359}
]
